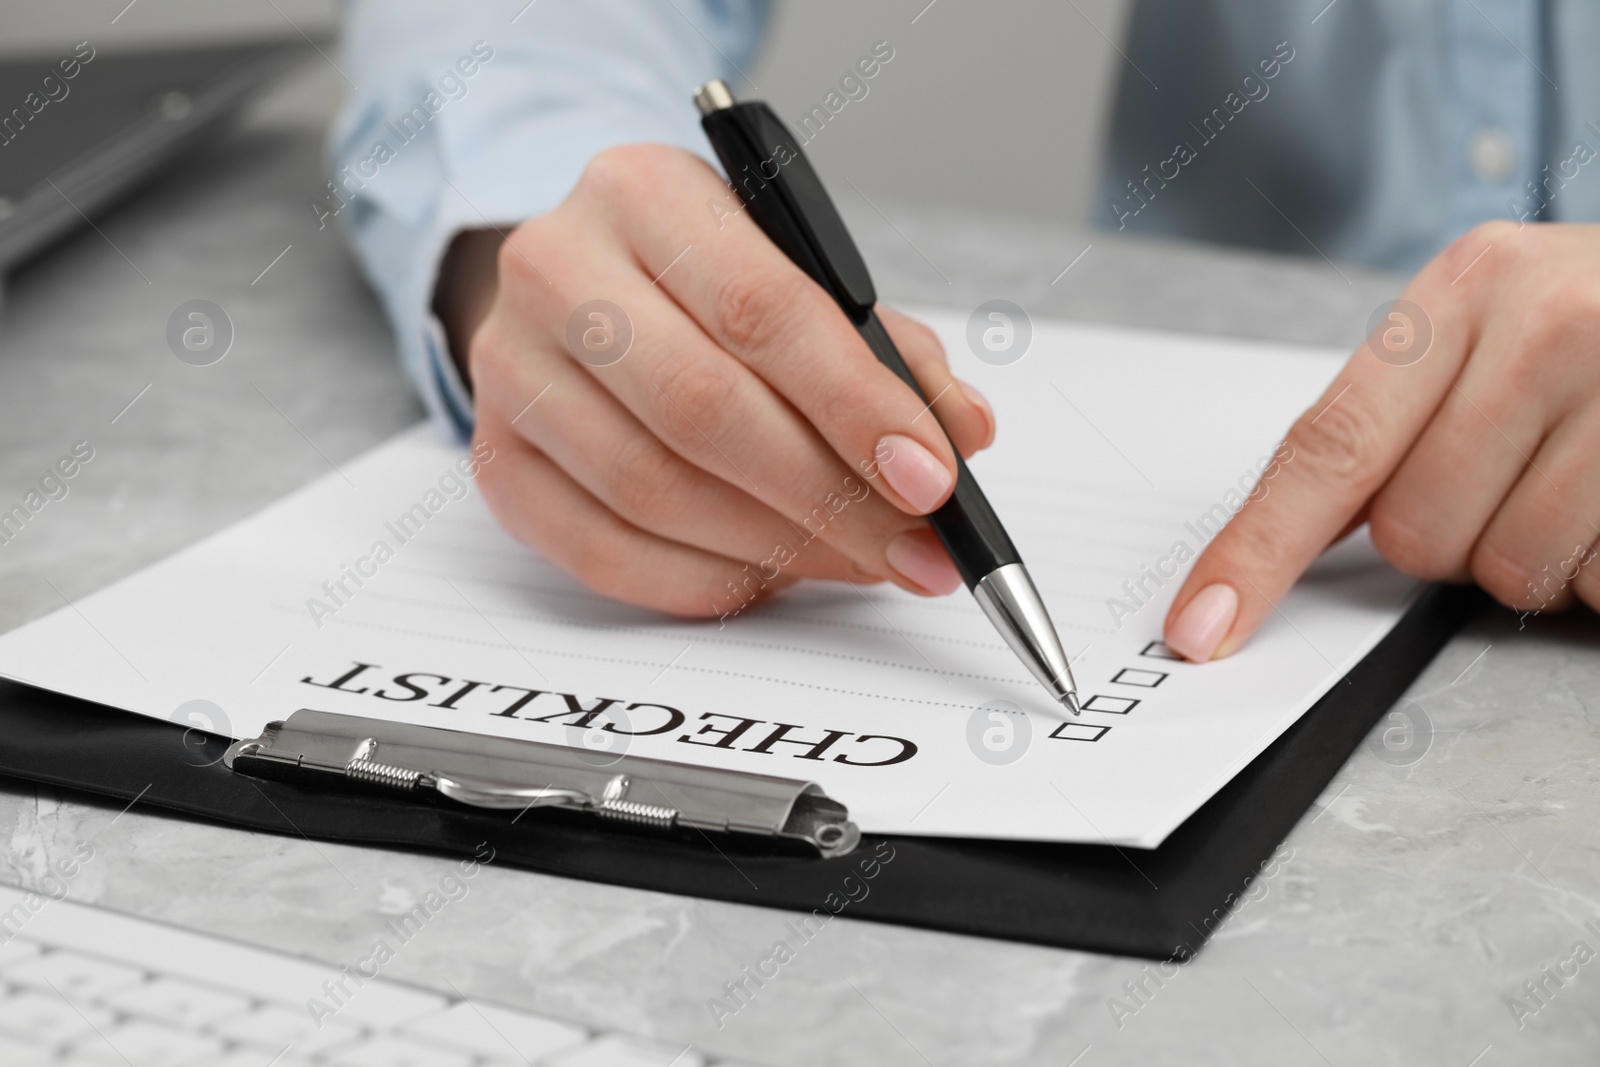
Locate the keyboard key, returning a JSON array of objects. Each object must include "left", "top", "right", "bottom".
[
  {"left": 64, "top": 1019, "right": 224, "bottom": 1066},
  {"left": 104, "top": 976, "right": 252, "bottom": 1029},
  {"left": 212, "top": 1004, "right": 367, "bottom": 1057},
  {"left": 5, "top": 950, "right": 144, "bottom": 1001},
  {"left": 0, "top": 989, "right": 114, "bottom": 1045},
  {"left": 550, "top": 1034, "right": 706, "bottom": 1067},
  {"left": 0, "top": 899, "right": 721, "bottom": 1067},
  {"left": 311, "top": 977, "right": 450, "bottom": 1029},
  {"left": 329, "top": 1034, "right": 475, "bottom": 1067},
  {"left": 404, "top": 1000, "right": 587, "bottom": 1060}
]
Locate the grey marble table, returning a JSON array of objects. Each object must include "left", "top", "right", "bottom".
[{"left": 1, "top": 66, "right": 1596, "bottom": 1067}]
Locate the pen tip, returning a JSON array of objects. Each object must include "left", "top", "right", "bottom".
[{"left": 1062, "top": 692, "right": 1080, "bottom": 716}]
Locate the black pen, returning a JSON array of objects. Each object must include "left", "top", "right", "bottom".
[{"left": 694, "top": 80, "right": 1081, "bottom": 714}]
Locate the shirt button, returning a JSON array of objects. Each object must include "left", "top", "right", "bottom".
[{"left": 1469, "top": 127, "right": 1516, "bottom": 184}]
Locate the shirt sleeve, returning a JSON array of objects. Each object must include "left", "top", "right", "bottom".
[{"left": 327, "top": 0, "right": 771, "bottom": 440}]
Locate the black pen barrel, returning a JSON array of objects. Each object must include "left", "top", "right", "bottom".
[
  {"left": 697, "top": 81, "right": 1078, "bottom": 710},
  {"left": 701, "top": 100, "right": 1019, "bottom": 589},
  {"left": 855, "top": 310, "right": 1018, "bottom": 588}
]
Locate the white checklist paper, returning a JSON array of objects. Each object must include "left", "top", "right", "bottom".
[{"left": 0, "top": 311, "right": 1418, "bottom": 847}]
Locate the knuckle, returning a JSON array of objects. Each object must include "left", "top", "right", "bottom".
[
  {"left": 1429, "top": 220, "right": 1519, "bottom": 286},
  {"left": 577, "top": 144, "right": 696, "bottom": 218},
  {"left": 578, "top": 144, "right": 651, "bottom": 199},
  {"left": 897, "top": 317, "right": 946, "bottom": 364},
  {"left": 1470, "top": 540, "right": 1540, "bottom": 609},
  {"left": 712, "top": 269, "right": 802, "bottom": 355},
  {"left": 1283, "top": 394, "right": 1385, "bottom": 485},
  {"left": 497, "top": 216, "right": 559, "bottom": 291},
  {"left": 1466, "top": 218, "right": 1523, "bottom": 249},
  {"left": 466, "top": 320, "right": 518, "bottom": 396},
  {"left": 1469, "top": 536, "right": 1597, "bottom": 611},
  {"left": 470, "top": 432, "right": 508, "bottom": 493},
  {"left": 1574, "top": 545, "right": 1600, "bottom": 595},
  {"left": 606, "top": 435, "right": 690, "bottom": 526},
  {"left": 1576, "top": 561, "right": 1600, "bottom": 612},
  {"left": 810, "top": 373, "right": 868, "bottom": 434},
  {"left": 1528, "top": 280, "right": 1600, "bottom": 347},
  {"left": 1367, "top": 504, "right": 1455, "bottom": 579},
  {"left": 1488, "top": 338, "right": 1542, "bottom": 395},
  {"left": 566, "top": 551, "right": 624, "bottom": 603},
  {"left": 465, "top": 326, "right": 502, "bottom": 391},
  {"left": 1458, "top": 218, "right": 1520, "bottom": 261},
  {"left": 559, "top": 525, "right": 633, "bottom": 604},
  {"left": 650, "top": 356, "right": 740, "bottom": 454},
  {"left": 1205, "top": 506, "right": 1293, "bottom": 580}
]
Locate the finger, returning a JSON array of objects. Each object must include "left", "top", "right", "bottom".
[
  {"left": 877, "top": 305, "right": 995, "bottom": 457},
  {"left": 473, "top": 412, "right": 796, "bottom": 618},
  {"left": 1365, "top": 312, "right": 1554, "bottom": 582},
  {"left": 604, "top": 148, "right": 963, "bottom": 516},
  {"left": 1573, "top": 529, "right": 1600, "bottom": 615},
  {"left": 1474, "top": 401, "right": 1600, "bottom": 612},
  {"left": 1162, "top": 221, "right": 1513, "bottom": 661},
  {"left": 471, "top": 311, "right": 873, "bottom": 584},
  {"left": 497, "top": 217, "right": 960, "bottom": 597},
  {"left": 1330, "top": 502, "right": 1372, "bottom": 548}
]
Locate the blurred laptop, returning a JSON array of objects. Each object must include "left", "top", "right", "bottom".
[{"left": 0, "top": 38, "right": 308, "bottom": 274}]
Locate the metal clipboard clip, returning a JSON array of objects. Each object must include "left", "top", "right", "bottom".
[{"left": 224, "top": 709, "right": 860, "bottom": 857}]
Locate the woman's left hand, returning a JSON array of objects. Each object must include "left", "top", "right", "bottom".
[{"left": 1164, "top": 221, "right": 1600, "bottom": 661}]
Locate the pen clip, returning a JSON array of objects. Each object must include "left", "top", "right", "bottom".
[{"left": 696, "top": 79, "right": 877, "bottom": 317}]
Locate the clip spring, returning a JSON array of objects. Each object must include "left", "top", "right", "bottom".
[
  {"left": 596, "top": 798, "right": 675, "bottom": 827},
  {"left": 346, "top": 757, "right": 424, "bottom": 790},
  {"left": 595, "top": 775, "right": 674, "bottom": 827},
  {"left": 346, "top": 750, "right": 677, "bottom": 828},
  {"left": 225, "top": 710, "right": 861, "bottom": 856}
]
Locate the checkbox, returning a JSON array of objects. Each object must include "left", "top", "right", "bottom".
[
  {"left": 1112, "top": 668, "right": 1167, "bottom": 687},
  {"left": 1050, "top": 722, "right": 1110, "bottom": 742},
  {"left": 1140, "top": 640, "right": 1184, "bottom": 660},
  {"left": 1082, "top": 695, "right": 1139, "bottom": 715}
]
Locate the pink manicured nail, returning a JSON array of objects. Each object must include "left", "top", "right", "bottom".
[
  {"left": 1166, "top": 584, "right": 1238, "bottom": 662},
  {"left": 876, "top": 434, "right": 953, "bottom": 513},
  {"left": 958, "top": 381, "right": 995, "bottom": 445},
  {"left": 885, "top": 533, "right": 962, "bottom": 595}
]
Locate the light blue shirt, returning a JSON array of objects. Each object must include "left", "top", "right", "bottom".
[
  {"left": 330, "top": 0, "right": 1600, "bottom": 437},
  {"left": 1099, "top": 0, "right": 1600, "bottom": 267},
  {"left": 328, "top": 0, "right": 768, "bottom": 436}
]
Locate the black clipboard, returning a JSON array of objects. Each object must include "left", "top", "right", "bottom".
[{"left": 0, "top": 583, "right": 1476, "bottom": 960}]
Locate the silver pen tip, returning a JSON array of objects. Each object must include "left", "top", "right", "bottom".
[{"left": 971, "top": 563, "right": 1082, "bottom": 718}]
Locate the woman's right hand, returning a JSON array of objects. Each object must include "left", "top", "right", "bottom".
[{"left": 452, "top": 143, "right": 997, "bottom": 617}]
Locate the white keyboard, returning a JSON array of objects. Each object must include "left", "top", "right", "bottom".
[{"left": 0, "top": 884, "right": 751, "bottom": 1067}]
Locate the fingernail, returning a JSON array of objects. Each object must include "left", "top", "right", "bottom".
[
  {"left": 1166, "top": 584, "right": 1238, "bottom": 662},
  {"left": 876, "top": 434, "right": 953, "bottom": 512},
  {"left": 885, "top": 533, "right": 962, "bottom": 595},
  {"left": 958, "top": 380, "right": 995, "bottom": 446}
]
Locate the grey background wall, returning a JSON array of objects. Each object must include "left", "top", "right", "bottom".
[
  {"left": 749, "top": 0, "right": 1128, "bottom": 227},
  {"left": 0, "top": 0, "right": 1129, "bottom": 227}
]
